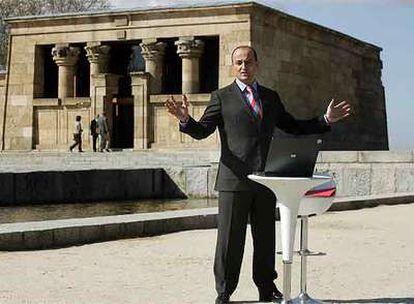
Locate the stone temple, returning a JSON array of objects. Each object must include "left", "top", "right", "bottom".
[{"left": 0, "top": 1, "right": 388, "bottom": 152}]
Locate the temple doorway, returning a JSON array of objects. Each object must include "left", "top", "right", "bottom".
[
  {"left": 111, "top": 97, "right": 134, "bottom": 149},
  {"left": 104, "top": 41, "right": 143, "bottom": 150}
]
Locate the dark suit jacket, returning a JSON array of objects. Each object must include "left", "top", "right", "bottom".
[
  {"left": 90, "top": 119, "right": 97, "bottom": 136},
  {"left": 180, "top": 81, "right": 330, "bottom": 191}
]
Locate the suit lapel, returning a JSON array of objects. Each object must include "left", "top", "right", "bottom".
[{"left": 257, "top": 85, "right": 271, "bottom": 125}]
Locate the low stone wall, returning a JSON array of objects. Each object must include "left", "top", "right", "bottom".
[
  {"left": 0, "top": 208, "right": 217, "bottom": 251},
  {"left": 0, "top": 151, "right": 413, "bottom": 204},
  {"left": 316, "top": 151, "right": 414, "bottom": 197},
  {"left": 1, "top": 193, "right": 413, "bottom": 251},
  {"left": 166, "top": 151, "right": 414, "bottom": 198},
  {"left": 0, "top": 169, "right": 185, "bottom": 205}
]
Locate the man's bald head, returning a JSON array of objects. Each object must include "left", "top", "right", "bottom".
[
  {"left": 231, "top": 46, "right": 259, "bottom": 85},
  {"left": 231, "top": 46, "right": 258, "bottom": 64}
]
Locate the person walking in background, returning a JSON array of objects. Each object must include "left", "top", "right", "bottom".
[
  {"left": 104, "top": 114, "right": 111, "bottom": 152},
  {"left": 97, "top": 112, "right": 109, "bottom": 152},
  {"left": 90, "top": 114, "right": 99, "bottom": 152},
  {"left": 166, "top": 45, "right": 351, "bottom": 304},
  {"left": 69, "top": 115, "right": 83, "bottom": 152}
]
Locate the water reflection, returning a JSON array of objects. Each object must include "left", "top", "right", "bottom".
[{"left": 0, "top": 199, "right": 218, "bottom": 224}]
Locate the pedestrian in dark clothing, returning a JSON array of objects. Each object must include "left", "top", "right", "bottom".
[{"left": 90, "top": 115, "right": 99, "bottom": 152}]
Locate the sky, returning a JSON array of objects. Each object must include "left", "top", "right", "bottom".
[{"left": 110, "top": 0, "right": 414, "bottom": 150}]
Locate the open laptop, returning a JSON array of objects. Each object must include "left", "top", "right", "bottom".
[{"left": 263, "top": 134, "right": 323, "bottom": 177}]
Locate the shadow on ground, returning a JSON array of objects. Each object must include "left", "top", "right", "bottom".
[
  {"left": 230, "top": 302, "right": 267, "bottom": 304},
  {"left": 230, "top": 301, "right": 281, "bottom": 304},
  {"left": 229, "top": 298, "right": 414, "bottom": 304},
  {"left": 324, "top": 298, "right": 414, "bottom": 303}
]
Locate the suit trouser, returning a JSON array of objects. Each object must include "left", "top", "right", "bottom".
[
  {"left": 214, "top": 183, "right": 278, "bottom": 297},
  {"left": 91, "top": 134, "right": 98, "bottom": 152},
  {"left": 98, "top": 133, "right": 107, "bottom": 151}
]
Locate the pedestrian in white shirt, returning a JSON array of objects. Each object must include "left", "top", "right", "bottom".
[{"left": 69, "top": 115, "right": 83, "bottom": 152}]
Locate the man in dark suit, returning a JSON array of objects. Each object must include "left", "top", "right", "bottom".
[
  {"left": 166, "top": 46, "right": 351, "bottom": 303},
  {"left": 90, "top": 115, "right": 99, "bottom": 152}
]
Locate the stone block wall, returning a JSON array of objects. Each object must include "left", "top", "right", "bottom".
[
  {"left": 316, "top": 151, "right": 414, "bottom": 196},
  {"left": 150, "top": 94, "right": 219, "bottom": 148},
  {"left": 33, "top": 98, "right": 92, "bottom": 150},
  {"left": 2, "top": 35, "right": 36, "bottom": 150},
  {"left": 2, "top": 5, "right": 253, "bottom": 151},
  {"left": 251, "top": 5, "right": 388, "bottom": 150}
]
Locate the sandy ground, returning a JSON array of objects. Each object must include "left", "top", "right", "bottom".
[{"left": 0, "top": 204, "right": 413, "bottom": 304}]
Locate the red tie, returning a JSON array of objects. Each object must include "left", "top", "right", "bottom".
[{"left": 246, "top": 85, "right": 263, "bottom": 119}]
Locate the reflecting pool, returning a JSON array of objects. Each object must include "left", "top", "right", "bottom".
[{"left": 0, "top": 198, "right": 218, "bottom": 224}]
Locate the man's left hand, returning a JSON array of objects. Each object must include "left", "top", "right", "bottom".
[{"left": 325, "top": 98, "right": 351, "bottom": 124}]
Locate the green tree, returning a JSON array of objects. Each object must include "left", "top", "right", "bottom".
[{"left": 0, "top": 0, "right": 111, "bottom": 68}]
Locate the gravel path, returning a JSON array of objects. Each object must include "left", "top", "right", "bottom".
[{"left": 1, "top": 204, "right": 413, "bottom": 304}]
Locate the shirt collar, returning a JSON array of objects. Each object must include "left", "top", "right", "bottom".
[{"left": 235, "top": 78, "right": 258, "bottom": 92}]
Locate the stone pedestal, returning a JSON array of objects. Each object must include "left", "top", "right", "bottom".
[
  {"left": 52, "top": 44, "right": 80, "bottom": 99},
  {"left": 175, "top": 37, "right": 204, "bottom": 94},
  {"left": 130, "top": 72, "right": 150, "bottom": 149},
  {"left": 92, "top": 74, "right": 120, "bottom": 119},
  {"left": 139, "top": 39, "right": 166, "bottom": 94}
]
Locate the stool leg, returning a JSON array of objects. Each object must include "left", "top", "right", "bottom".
[
  {"left": 300, "top": 216, "right": 309, "bottom": 295},
  {"left": 292, "top": 216, "right": 329, "bottom": 304},
  {"left": 282, "top": 261, "right": 293, "bottom": 304}
]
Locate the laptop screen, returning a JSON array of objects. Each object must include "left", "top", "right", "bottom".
[{"left": 264, "top": 134, "right": 323, "bottom": 177}]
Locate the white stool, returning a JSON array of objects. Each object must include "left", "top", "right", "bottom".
[
  {"left": 293, "top": 179, "right": 336, "bottom": 304},
  {"left": 248, "top": 174, "right": 333, "bottom": 303}
]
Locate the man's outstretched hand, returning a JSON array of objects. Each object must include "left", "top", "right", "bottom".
[
  {"left": 325, "top": 98, "right": 351, "bottom": 124},
  {"left": 165, "top": 95, "right": 190, "bottom": 123}
]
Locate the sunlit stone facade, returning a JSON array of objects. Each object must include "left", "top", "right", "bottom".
[{"left": 0, "top": 2, "right": 388, "bottom": 151}]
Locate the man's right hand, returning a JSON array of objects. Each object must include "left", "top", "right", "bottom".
[{"left": 165, "top": 95, "right": 190, "bottom": 123}]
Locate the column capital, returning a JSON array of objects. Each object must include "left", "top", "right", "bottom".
[
  {"left": 84, "top": 44, "right": 111, "bottom": 64},
  {"left": 138, "top": 41, "right": 166, "bottom": 94},
  {"left": 139, "top": 41, "right": 166, "bottom": 61},
  {"left": 85, "top": 44, "right": 111, "bottom": 73},
  {"left": 175, "top": 38, "right": 204, "bottom": 59},
  {"left": 52, "top": 44, "right": 80, "bottom": 66}
]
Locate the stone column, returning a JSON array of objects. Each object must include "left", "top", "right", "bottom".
[
  {"left": 175, "top": 37, "right": 204, "bottom": 94},
  {"left": 139, "top": 39, "right": 166, "bottom": 94},
  {"left": 85, "top": 42, "right": 111, "bottom": 106},
  {"left": 51, "top": 44, "right": 80, "bottom": 99},
  {"left": 130, "top": 71, "right": 150, "bottom": 149}
]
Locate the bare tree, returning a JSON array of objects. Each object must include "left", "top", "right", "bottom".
[
  {"left": 42, "top": 0, "right": 111, "bottom": 14},
  {"left": 0, "top": 0, "right": 111, "bottom": 68}
]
